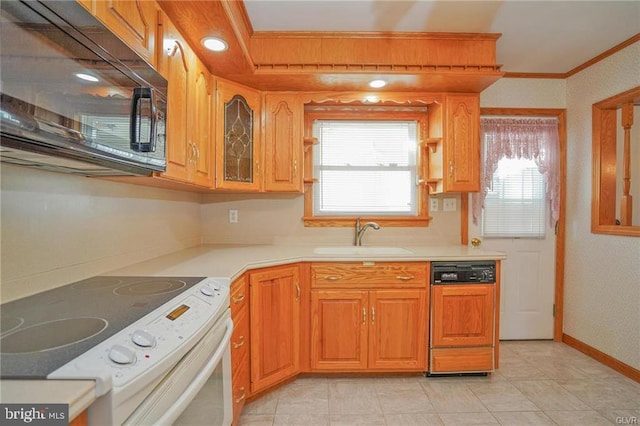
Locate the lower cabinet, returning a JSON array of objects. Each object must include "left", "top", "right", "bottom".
[
  {"left": 230, "top": 276, "right": 249, "bottom": 426},
  {"left": 309, "top": 262, "right": 429, "bottom": 372},
  {"left": 311, "top": 289, "right": 428, "bottom": 371},
  {"left": 249, "top": 265, "right": 301, "bottom": 393}
]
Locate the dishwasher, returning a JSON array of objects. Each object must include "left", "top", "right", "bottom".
[{"left": 428, "top": 261, "right": 497, "bottom": 375}]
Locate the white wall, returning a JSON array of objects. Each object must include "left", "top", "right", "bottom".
[
  {"left": 0, "top": 165, "right": 203, "bottom": 302},
  {"left": 564, "top": 42, "right": 640, "bottom": 370},
  {"left": 480, "top": 46, "right": 640, "bottom": 371},
  {"left": 200, "top": 193, "right": 462, "bottom": 247}
]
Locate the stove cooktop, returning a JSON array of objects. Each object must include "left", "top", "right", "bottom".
[{"left": 0, "top": 276, "right": 206, "bottom": 379}]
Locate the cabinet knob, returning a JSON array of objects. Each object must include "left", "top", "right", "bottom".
[
  {"left": 323, "top": 275, "right": 343, "bottom": 281},
  {"left": 233, "top": 335, "right": 245, "bottom": 349},
  {"left": 235, "top": 387, "right": 246, "bottom": 403},
  {"left": 232, "top": 293, "right": 245, "bottom": 304}
]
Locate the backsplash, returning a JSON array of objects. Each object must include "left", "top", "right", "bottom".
[
  {"left": 0, "top": 164, "right": 202, "bottom": 303},
  {"left": 199, "top": 193, "right": 462, "bottom": 246}
]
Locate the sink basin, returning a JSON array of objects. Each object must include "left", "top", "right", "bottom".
[{"left": 313, "top": 246, "right": 414, "bottom": 255}]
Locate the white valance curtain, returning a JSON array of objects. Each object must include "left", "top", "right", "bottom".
[{"left": 472, "top": 117, "right": 560, "bottom": 228}]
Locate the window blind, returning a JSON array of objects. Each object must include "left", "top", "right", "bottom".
[
  {"left": 313, "top": 120, "right": 418, "bottom": 216},
  {"left": 483, "top": 158, "right": 546, "bottom": 238}
]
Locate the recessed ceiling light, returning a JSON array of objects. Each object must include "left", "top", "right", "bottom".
[
  {"left": 202, "top": 37, "right": 228, "bottom": 52},
  {"left": 75, "top": 73, "right": 99, "bottom": 82},
  {"left": 369, "top": 79, "right": 386, "bottom": 88}
]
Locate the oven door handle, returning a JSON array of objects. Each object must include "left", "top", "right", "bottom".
[{"left": 155, "top": 317, "right": 234, "bottom": 425}]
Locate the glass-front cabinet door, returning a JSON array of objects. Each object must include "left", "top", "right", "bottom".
[{"left": 215, "top": 80, "right": 262, "bottom": 191}]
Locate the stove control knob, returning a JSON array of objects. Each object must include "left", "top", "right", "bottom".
[
  {"left": 209, "top": 281, "right": 221, "bottom": 292},
  {"left": 132, "top": 329, "right": 156, "bottom": 348},
  {"left": 108, "top": 344, "right": 136, "bottom": 365},
  {"left": 200, "top": 285, "right": 214, "bottom": 296}
]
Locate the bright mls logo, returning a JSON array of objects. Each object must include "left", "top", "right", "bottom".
[{"left": 0, "top": 404, "right": 67, "bottom": 425}]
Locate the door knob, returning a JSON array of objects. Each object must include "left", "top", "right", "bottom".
[{"left": 471, "top": 237, "right": 482, "bottom": 247}]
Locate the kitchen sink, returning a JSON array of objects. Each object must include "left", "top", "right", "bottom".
[{"left": 313, "top": 246, "right": 414, "bottom": 255}]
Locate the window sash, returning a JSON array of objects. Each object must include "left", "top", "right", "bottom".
[
  {"left": 312, "top": 119, "right": 418, "bottom": 216},
  {"left": 482, "top": 159, "right": 546, "bottom": 238}
]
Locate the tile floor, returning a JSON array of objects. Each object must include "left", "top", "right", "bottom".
[{"left": 238, "top": 341, "right": 640, "bottom": 425}]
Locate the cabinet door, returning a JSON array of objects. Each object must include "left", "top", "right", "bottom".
[
  {"left": 264, "top": 94, "right": 303, "bottom": 192},
  {"left": 431, "top": 284, "right": 494, "bottom": 347},
  {"left": 216, "top": 80, "right": 262, "bottom": 191},
  {"left": 188, "top": 58, "right": 214, "bottom": 187},
  {"left": 94, "top": 0, "right": 157, "bottom": 67},
  {"left": 159, "top": 18, "right": 190, "bottom": 182},
  {"left": 368, "top": 290, "right": 428, "bottom": 370},
  {"left": 310, "top": 290, "right": 368, "bottom": 371},
  {"left": 444, "top": 94, "right": 480, "bottom": 192},
  {"left": 250, "top": 265, "right": 300, "bottom": 392}
]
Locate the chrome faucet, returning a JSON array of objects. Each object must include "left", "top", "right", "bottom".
[{"left": 354, "top": 217, "right": 381, "bottom": 246}]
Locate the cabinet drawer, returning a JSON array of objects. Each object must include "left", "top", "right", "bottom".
[
  {"left": 230, "top": 275, "right": 248, "bottom": 319},
  {"left": 430, "top": 347, "right": 493, "bottom": 373},
  {"left": 232, "top": 349, "right": 249, "bottom": 426},
  {"left": 311, "top": 262, "right": 427, "bottom": 288}
]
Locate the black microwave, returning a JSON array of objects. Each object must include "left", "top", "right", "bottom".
[{"left": 0, "top": 0, "right": 167, "bottom": 176}]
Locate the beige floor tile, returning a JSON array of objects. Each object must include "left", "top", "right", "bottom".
[
  {"left": 491, "top": 411, "right": 556, "bottom": 425},
  {"left": 328, "top": 380, "right": 383, "bottom": 415},
  {"left": 276, "top": 378, "right": 329, "bottom": 415},
  {"left": 273, "top": 414, "right": 330, "bottom": 426},
  {"left": 598, "top": 409, "right": 640, "bottom": 425},
  {"left": 511, "top": 379, "right": 591, "bottom": 411},
  {"left": 237, "top": 413, "right": 275, "bottom": 426},
  {"left": 242, "top": 392, "right": 279, "bottom": 415},
  {"left": 559, "top": 378, "right": 640, "bottom": 410},
  {"left": 376, "top": 388, "right": 436, "bottom": 414},
  {"left": 384, "top": 413, "right": 444, "bottom": 425},
  {"left": 496, "top": 358, "right": 549, "bottom": 380},
  {"left": 421, "top": 381, "right": 488, "bottom": 413},
  {"left": 468, "top": 381, "right": 540, "bottom": 412},
  {"left": 544, "top": 410, "right": 614, "bottom": 425},
  {"left": 438, "top": 412, "right": 499, "bottom": 425},
  {"left": 328, "top": 414, "right": 386, "bottom": 425}
]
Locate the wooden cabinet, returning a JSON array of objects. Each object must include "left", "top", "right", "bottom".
[
  {"left": 93, "top": 0, "right": 158, "bottom": 68},
  {"left": 310, "top": 263, "right": 428, "bottom": 372},
  {"left": 157, "top": 16, "right": 190, "bottom": 182},
  {"left": 188, "top": 58, "right": 214, "bottom": 187},
  {"left": 430, "top": 283, "right": 495, "bottom": 373},
  {"left": 216, "top": 80, "right": 262, "bottom": 191},
  {"left": 427, "top": 93, "right": 480, "bottom": 193},
  {"left": 249, "top": 265, "right": 300, "bottom": 392},
  {"left": 156, "top": 15, "right": 213, "bottom": 187},
  {"left": 230, "top": 275, "right": 250, "bottom": 426},
  {"left": 263, "top": 93, "right": 304, "bottom": 192}
]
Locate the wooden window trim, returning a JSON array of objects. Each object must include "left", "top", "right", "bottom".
[
  {"left": 592, "top": 86, "right": 640, "bottom": 237},
  {"left": 303, "top": 108, "right": 432, "bottom": 227}
]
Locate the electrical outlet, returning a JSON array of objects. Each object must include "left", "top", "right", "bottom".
[
  {"left": 443, "top": 198, "right": 457, "bottom": 211},
  {"left": 228, "top": 209, "right": 238, "bottom": 223},
  {"left": 430, "top": 198, "right": 439, "bottom": 211}
]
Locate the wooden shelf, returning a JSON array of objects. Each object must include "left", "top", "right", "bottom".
[
  {"left": 422, "top": 138, "right": 441, "bottom": 154},
  {"left": 303, "top": 137, "right": 319, "bottom": 145}
]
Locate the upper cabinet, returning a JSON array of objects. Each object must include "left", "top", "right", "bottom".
[
  {"left": 215, "top": 80, "right": 262, "bottom": 191},
  {"left": 427, "top": 94, "right": 480, "bottom": 193},
  {"left": 156, "top": 14, "right": 213, "bottom": 187},
  {"left": 93, "top": 0, "right": 158, "bottom": 68},
  {"left": 157, "top": 16, "right": 191, "bottom": 183},
  {"left": 263, "top": 93, "right": 303, "bottom": 192}
]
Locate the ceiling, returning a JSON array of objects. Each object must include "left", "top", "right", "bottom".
[{"left": 243, "top": 0, "right": 640, "bottom": 75}]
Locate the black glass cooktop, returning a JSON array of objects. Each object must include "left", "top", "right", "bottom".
[{"left": 0, "top": 276, "right": 205, "bottom": 379}]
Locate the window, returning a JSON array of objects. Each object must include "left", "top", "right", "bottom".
[
  {"left": 304, "top": 108, "right": 430, "bottom": 227},
  {"left": 482, "top": 157, "right": 546, "bottom": 238},
  {"left": 313, "top": 120, "right": 417, "bottom": 216}
]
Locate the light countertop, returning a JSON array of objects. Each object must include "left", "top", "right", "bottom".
[
  {"left": 107, "top": 243, "right": 506, "bottom": 279},
  {"left": 1, "top": 243, "right": 505, "bottom": 418}
]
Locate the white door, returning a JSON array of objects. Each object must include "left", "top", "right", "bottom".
[{"left": 468, "top": 159, "right": 556, "bottom": 340}]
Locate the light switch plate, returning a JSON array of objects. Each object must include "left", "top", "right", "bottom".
[
  {"left": 443, "top": 198, "right": 457, "bottom": 211},
  {"left": 430, "top": 198, "right": 439, "bottom": 211}
]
